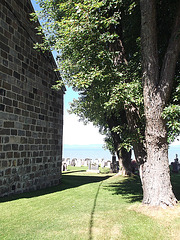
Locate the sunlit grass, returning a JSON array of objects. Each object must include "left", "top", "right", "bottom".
[{"left": 0, "top": 167, "right": 180, "bottom": 240}]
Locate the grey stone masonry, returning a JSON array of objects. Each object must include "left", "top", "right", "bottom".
[{"left": 0, "top": 0, "right": 64, "bottom": 197}]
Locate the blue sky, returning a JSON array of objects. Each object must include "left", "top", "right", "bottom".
[
  {"left": 31, "top": 0, "right": 41, "bottom": 11},
  {"left": 63, "top": 87, "right": 105, "bottom": 145},
  {"left": 31, "top": 0, "right": 105, "bottom": 146}
]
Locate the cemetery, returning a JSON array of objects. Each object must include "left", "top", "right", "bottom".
[
  {"left": 62, "top": 154, "right": 180, "bottom": 175},
  {"left": 0, "top": 0, "right": 180, "bottom": 239},
  {"left": 61, "top": 157, "right": 115, "bottom": 174},
  {"left": 61, "top": 155, "right": 125, "bottom": 174}
]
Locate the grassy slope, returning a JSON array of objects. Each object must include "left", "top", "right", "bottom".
[{"left": 0, "top": 167, "right": 180, "bottom": 240}]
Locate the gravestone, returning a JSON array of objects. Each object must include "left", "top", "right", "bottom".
[
  {"left": 110, "top": 155, "right": 119, "bottom": 173},
  {"left": 62, "top": 162, "right": 67, "bottom": 172},
  {"left": 76, "top": 159, "right": 82, "bottom": 167},
  {"left": 71, "top": 159, "right": 76, "bottom": 166},
  {"left": 88, "top": 161, "right": 91, "bottom": 170},
  {"left": 172, "top": 154, "right": 179, "bottom": 173},
  {"left": 106, "top": 161, "right": 111, "bottom": 168},
  {"left": 101, "top": 160, "right": 105, "bottom": 168},
  {"left": 86, "top": 159, "right": 92, "bottom": 168},
  {"left": 66, "top": 158, "right": 71, "bottom": 166},
  {"left": 87, "top": 162, "right": 100, "bottom": 173},
  {"left": 172, "top": 161, "right": 179, "bottom": 173}
]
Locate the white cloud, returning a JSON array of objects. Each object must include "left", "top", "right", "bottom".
[
  {"left": 63, "top": 112, "right": 105, "bottom": 145},
  {"left": 170, "top": 137, "right": 180, "bottom": 146}
]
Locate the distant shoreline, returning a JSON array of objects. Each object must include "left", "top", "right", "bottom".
[{"left": 63, "top": 144, "right": 180, "bottom": 163}]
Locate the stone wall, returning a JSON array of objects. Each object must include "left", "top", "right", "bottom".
[{"left": 0, "top": 0, "right": 64, "bottom": 197}]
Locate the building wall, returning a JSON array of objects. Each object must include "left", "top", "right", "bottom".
[{"left": 0, "top": 0, "right": 64, "bottom": 197}]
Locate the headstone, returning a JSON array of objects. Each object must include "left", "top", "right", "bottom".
[
  {"left": 88, "top": 161, "right": 91, "bottom": 170},
  {"left": 101, "top": 160, "right": 105, "bottom": 168},
  {"left": 86, "top": 159, "right": 92, "bottom": 168},
  {"left": 66, "top": 158, "right": 71, "bottom": 166},
  {"left": 62, "top": 163, "right": 67, "bottom": 172},
  {"left": 172, "top": 155, "right": 179, "bottom": 173},
  {"left": 94, "top": 159, "right": 100, "bottom": 165},
  {"left": 91, "top": 163, "right": 99, "bottom": 171},
  {"left": 71, "top": 158, "right": 76, "bottom": 166},
  {"left": 106, "top": 161, "right": 111, "bottom": 168},
  {"left": 76, "top": 159, "right": 82, "bottom": 167},
  {"left": 87, "top": 162, "right": 100, "bottom": 173},
  {"left": 110, "top": 155, "right": 119, "bottom": 173},
  {"left": 83, "top": 160, "right": 88, "bottom": 166},
  {"left": 172, "top": 161, "right": 178, "bottom": 173}
]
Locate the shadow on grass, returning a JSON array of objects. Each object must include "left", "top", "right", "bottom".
[
  {"left": 104, "top": 175, "right": 143, "bottom": 203},
  {"left": 0, "top": 171, "right": 111, "bottom": 203},
  {"left": 171, "top": 172, "right": 180, "bottom": 201},
  {"left": 104, "top": 172, "right": 180, "bottom": 203},
  {"left": 62, "top": 170, "right": 86, "bottom": 174}
]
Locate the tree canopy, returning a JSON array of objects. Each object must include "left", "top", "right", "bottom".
[{"left": 33, "top": 0, "right": 179, "bottom": 145}]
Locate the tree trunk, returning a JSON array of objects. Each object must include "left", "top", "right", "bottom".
[
  {"left": 124, "top": 104, "right": 147, "bottom": 179},
  {"left": 107, "top": 114, "right": 132, "bottom": 175},
  {"left": 140, "top": 0, "right": 180, "bottom": 206},
  {"left": 111, "top": 131, "right": 132, "bottom": 175},
  {"left": 117, "top": 147, "right": 132, "bottom": 175},
  {"left": 141, "top": 94, "right": 177, "bottom": 206}
]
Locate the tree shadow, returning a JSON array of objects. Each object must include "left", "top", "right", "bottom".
[
  {"left": 0, "top": 172, "right": 111, "bottom": 203},
  {"left": 171, "top": 172, "right": 180, "bottom": 201},
  {"left": 104, "top": 176, "right": 143, "bottom": 203},
  {"left": 104, "top": 173, "right": 180, "bottom": 203}
]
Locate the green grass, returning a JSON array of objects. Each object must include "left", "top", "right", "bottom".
[{"left": 0, "top": 167, "right": 180, "bottom": 240}]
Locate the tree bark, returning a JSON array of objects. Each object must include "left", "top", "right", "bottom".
[
  {"left": 141, "top": 95, "right": 177, "bottom": 206},
  {"left": 107, "top": 114, "right": 132, "bottom": 174},
  {"left": 119, "top": 147, "right": 132, "bottom": 175},
  {"left": 124, "top": 103, "right": 147, "bottom": 180},
  {"left": 115, "top": 143, "right": 132, "bottom": 175},
  {"left": 140, "top": 0, "right": 180, "bottom": 206}
]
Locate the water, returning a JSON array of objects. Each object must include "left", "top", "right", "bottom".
[
  {"left": 63, "top": 144, "right": 180, "bottom": 162},
  {"left": 63, "top": 146, "right": 112, "bottom": 160}
]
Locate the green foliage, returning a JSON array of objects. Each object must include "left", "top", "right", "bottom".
[
  {"left": 32, "top": 0, "right": 144, "bottom": 154},
  {"left": 103, "top": 130, "right": 117, "bottom": 155},
  {"left": 104, "top": 57, "right": 143, "bottom": 109},
  {"left": 32, "top": 0, "right": 180, "bottom": 151},
  {"left": 33, "top": 0, "right": 124, "bottom": 88},
  {"left": 99, "top": 167, "right": 110, "bottom": 174},
  {"left": 163, "top": 105, "right": 180, "bottom": 143},
  {"left": 162, "top": 76, "right": 180, "bottom": 143}
]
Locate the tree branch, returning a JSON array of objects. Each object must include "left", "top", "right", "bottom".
[
  {"left": 159, "top": 2, "right": 180, "bottom": 103},
  {"left": 140, "top": 0, "right": 159, "bottom": 87}
]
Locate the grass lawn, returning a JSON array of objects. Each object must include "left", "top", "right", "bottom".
[{"left": 0, "top": 166, "right": 180, "bottom": 240}]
